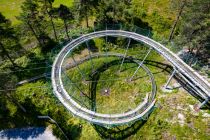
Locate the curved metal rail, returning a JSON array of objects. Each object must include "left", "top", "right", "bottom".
[
  {"left": 54, "top": 54, "right": 156, "bottom": 125},
  {"left": 52, "top": 30, "right": 210, "bottom": 126}
]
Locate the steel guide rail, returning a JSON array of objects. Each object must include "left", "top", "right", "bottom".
[{"left": 52, "top": 30, "right": 210, "bottom": 126}]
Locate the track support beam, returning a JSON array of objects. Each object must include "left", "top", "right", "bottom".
[
  {"left": 130, "top": 47, "right": 152, "bottom": 81},
  {"left": 198, "top": 98, "right": 210, "bottom": 109},
  {"left": 119, "top": 38, "right": 131, "bottom": 72},
  {"left": 86, "top": 41, "right": 95, "bottom": 72},
  {"left": 72, "top": 56, "right": 86, "bottom": 80},
  {"left": 164, "top": 69, "right": 176, "bottom": 89}
]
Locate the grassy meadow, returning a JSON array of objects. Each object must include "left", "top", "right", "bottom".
[
  {"left": 0, "top": 0, "right": 73, "bottom": 25},
  {"left": 0, "top": 0, "right": 24, "bottom": 25}
]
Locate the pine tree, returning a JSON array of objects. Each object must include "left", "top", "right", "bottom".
[
  {"left": 0, "top": 13, "right": 21, "bottom": 68},
  {"left": 57, "top": 4, "right": 74, "bottom": 40},
  {"left": 96, "top": 0, "right": 130, "bottom": 24},
  {"left": 168, "top": 0, "right": 186, "bottom": 41},
  {"left": 41, "top": 0, "right": 58, "bottom": 41},
  {"left": 176, "top": 0, "right": 210, "bottom": 57},
  {"left": 78, "top": 0, "right": 99, "bottom": 27},
  {"left": 18, "top": 0, "right": 55, "bottom": 52},
  {"left": 18, "top": 0, "right": 43, "bottom": 45}
]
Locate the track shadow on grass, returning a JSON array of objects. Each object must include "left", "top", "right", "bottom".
[{"left": 92, "top": 119, "right": 147, "bottom": 140}]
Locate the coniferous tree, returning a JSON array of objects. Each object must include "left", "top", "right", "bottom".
[
  {"left": 0, "top": 13, "right": 21, "bottom": 68},
  {"left": 176, "top": 0, "right": 210, "bottom": 57},
  {"left": 41, "top": 0, "right": 58, "bottom": 41},
  {"left": 57, "top": 4, "right": 74, "bottom": 40},
  {"left": 96, "top": 0, "right": 130, "bottom": 24},
  {"left": 78, "top": 0, "right": 99, "bottom": 27},
  {"left": 168, "top": 0, "right": 186, "bottom": 41},
  {"left": 18, "top": 0, "right": 55, "bottom": 52},
  {"left": 18, "top": 0, "right": 43, "bottom": 45},
  {"left": 0, "top": 13, "right": 26, "bottom": 112}
]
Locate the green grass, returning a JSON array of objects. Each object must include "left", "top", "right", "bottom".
[
  {"left": 0, "top": 0, "right": 73, "bottom": 25},
  {"left": 131, "top": 0, "right": 175, "bottom": 38},
  {"left": 0, "top": 0, "right": 24, "bottom": 25},
  {"left": 53, "top": 0, "right": 73, "bottom": 8}
]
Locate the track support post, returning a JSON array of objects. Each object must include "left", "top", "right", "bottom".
[
  {"left": 164, "top": 68, "right": 176, "bottom": 89},
  {"left": 119, "top": 38, "right": 131, "bottom": 72},
  {"left": 72, "top": 56, "right": 86, "bottom": 80},
  {"left": 198, "top": 98, "right": 210, "bottom": 109},
  {"left": 130, "top": 47, "right": 152, "bottom": 81},
  {"left": 85, "top": 41, "right": 95, "bottom": 72}
]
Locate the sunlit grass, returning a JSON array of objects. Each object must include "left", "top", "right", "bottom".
[
  {"left": 0, "top": 0, "right": 73, "bottom": 25},
  {"left": 52, "top": 0, "right": 73, "bottom": 8},
  {"left": 0, "top": 0, "right": 24, "bottom": 25}
]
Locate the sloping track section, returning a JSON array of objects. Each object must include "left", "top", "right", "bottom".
[{"left": 52, "top": 30, "right": 210, "bottom": 126}]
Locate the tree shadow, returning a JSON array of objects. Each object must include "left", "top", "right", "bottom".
[
  {"left": 88, "top": 40, "right": 98, "bottom": 52},
  {"left": 0, "top": 95, "right": 46, "bottom": 131},
  {"left": 11, "top": 52, "right": 49, "bottom": 81},
  {"left": 133, "top": 17, "right": 152, "bottom": 31}
]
